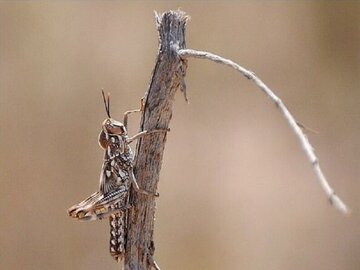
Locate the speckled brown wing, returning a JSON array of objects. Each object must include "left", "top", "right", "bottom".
[{"left": 67, "top": 186, "right": 128, "bottom": 221}]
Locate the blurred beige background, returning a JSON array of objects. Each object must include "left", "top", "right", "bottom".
[{"left": 1, "top": 2, "right": 359, "bottom": 270}]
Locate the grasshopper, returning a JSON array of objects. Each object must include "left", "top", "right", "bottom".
[{"left": 68, "top": 91, "right": 168, "bottom": 261}]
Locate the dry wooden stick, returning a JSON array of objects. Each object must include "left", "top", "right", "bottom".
[
  {"left": 124, "top": 10, "right": 188, "bottom": 270},
  {"left": 124, "top": 9, "right": 349, "bottom": 270},
  {"left": 177, "top": 48, "right": 349, "bottom": 214}
]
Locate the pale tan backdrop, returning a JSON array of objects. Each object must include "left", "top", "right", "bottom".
[{"left": 1, "top": 2, "right": 359, "bottom": 270}]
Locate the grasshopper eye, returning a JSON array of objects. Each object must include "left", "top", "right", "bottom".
[
  {"left": 110, "top": 125, "right": 123, "bottom": 135},
  {"left": 112, "top": 124, "right": 127, "bottom": 135}
]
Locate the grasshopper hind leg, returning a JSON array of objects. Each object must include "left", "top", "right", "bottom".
[
  {"left": 129, "top": 169, "right": 159, "bottom": 197},
  {"left": 109, "top": 210, "right": 128, "bottom": 262}
]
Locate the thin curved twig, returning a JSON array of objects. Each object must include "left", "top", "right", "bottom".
[{"left": 178, "top": 48, "right": 349, "bottom": 214}]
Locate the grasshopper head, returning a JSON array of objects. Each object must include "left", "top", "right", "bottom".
[
  {"left": 98, "top": 90, "right": 128, "bottom": 149},
  {"left": 101, "top": 90, "right": 127, "bottom": 136},
  {"left": 102, "top": 118, "right": 127, "bottom": 135}
]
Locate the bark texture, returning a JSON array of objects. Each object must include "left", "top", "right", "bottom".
[{"left": 124, "top": 10, "right": 188, "bottom": 270}]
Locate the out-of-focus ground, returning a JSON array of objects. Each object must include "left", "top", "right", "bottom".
[{"left": 0, "top": 2, "right": 359, "bottom": 270}]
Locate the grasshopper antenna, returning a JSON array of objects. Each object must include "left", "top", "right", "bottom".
[
  {"left": 101, "top": 89, "right": 111, "bottom": 118},
  {"left": 107, "top": 92, "right": 111, "bottom": 118}
]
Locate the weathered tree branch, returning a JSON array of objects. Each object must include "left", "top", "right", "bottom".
[
  {"left": 177, "top": 49, "right": 349, "bottom": 214},
  {"left": 124, "top": 11, "right": 188, "bottom": 270},
  {"left": 124, "top": 8, "right": 349, "bottom": 270}
]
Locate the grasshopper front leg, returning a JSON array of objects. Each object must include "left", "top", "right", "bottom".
[
  {"left": 127, "top": 129, "right": 169, "bottom": 144},
  {"left": 123, "top": 97, "right": 144, "bottom": 129}
]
